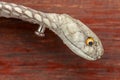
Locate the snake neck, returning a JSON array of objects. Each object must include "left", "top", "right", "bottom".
[{"left": 0, "top": 1, "right": 62, "bottom": 30}]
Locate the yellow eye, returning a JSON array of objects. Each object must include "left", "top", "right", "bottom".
[{"left": 86, "top": 37, "right": 94, "bottom": 46}]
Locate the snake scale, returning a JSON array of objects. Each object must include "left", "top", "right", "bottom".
[{"left": 0, "top": 1, "right": 104, "bottom": 61}]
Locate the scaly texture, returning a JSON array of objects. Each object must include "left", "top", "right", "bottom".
[{"left": 0, "top": 1, "right": 104, "bottom": 60}]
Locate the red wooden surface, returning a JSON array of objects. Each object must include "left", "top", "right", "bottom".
[{"left": 0, "top": 0, "right": 119, "bottom": 80}]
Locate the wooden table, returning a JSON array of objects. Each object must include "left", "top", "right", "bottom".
[{"left": 0, "top": 0, "right": 119, "bottom": 80}]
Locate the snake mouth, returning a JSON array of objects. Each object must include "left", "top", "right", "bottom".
[{"left": 81, "top": 53, "right": 96, "bottom": 61}]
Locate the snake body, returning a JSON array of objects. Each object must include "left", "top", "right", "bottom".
[{"left": 0, "top": 1, "right": 104, "bottom": 61}]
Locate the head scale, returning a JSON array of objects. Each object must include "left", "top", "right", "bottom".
[{"left": 60, "top": 15, "right": 104, "bottom": 61}]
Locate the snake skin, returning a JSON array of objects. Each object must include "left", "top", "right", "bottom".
[{"left": 0, "top": 1, "right": 104, "bottom": 61}]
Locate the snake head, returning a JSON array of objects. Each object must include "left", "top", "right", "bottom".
[{"left": 57, "top": 14, "right": 104, "bottom": 61}]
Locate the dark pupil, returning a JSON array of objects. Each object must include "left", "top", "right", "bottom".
[{"left": 89, "top": 42, "right": 93, "bottom": 46}]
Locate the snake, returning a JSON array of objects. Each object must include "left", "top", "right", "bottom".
[{"left": 0, "top": 1, "right": 104, "bottom": 61}]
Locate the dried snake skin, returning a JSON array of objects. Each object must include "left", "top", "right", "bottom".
[{"left": 0, "top": 1, "right": 104, "bottom": 61}]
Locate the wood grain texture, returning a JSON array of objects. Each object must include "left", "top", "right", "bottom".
[{"left": 0, "top": 0, "right": 119, "bottom": 80}]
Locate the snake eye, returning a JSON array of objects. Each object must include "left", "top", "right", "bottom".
[{"left": 86, "top": 37, "right": 94, "bottom": 46}]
